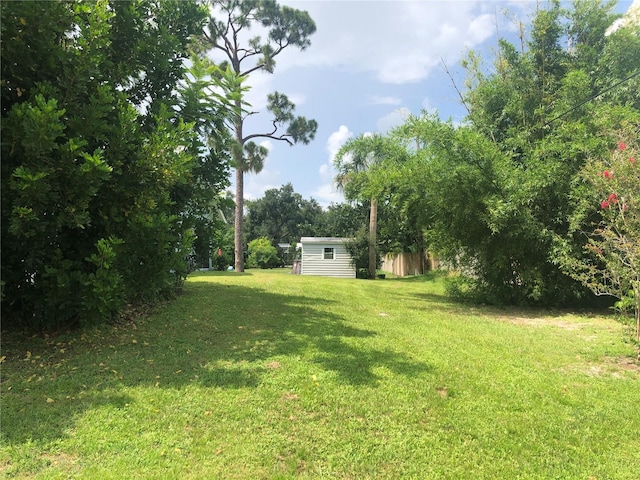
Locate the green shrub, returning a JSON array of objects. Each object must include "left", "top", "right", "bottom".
[
  {"left": 0, "top": 1, "right": 225, "bottom": 330},
  {"left": 246, "top": 237, "right": 280, "bottom": 269}
]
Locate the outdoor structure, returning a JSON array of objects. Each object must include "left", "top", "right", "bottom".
[
  {"left": 278, "top": 243, "right": 291, "bottom": 254},
  {"left": 298, "top": 237, "right": 355, "bottom": 278},
  {"left": 278, "top": 242, "right": 294, "bottom": 267}
]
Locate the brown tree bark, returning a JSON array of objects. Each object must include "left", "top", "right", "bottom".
[
  {"left": 234, "top": 166, "right": 244, "bottom": 272},
  {"left": 233, "top": 102, "right": 245, "bottom": 273}
]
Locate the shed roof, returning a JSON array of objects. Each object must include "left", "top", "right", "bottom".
[{"left": 300, "top": 237, "right": 352, "bottom": 244}]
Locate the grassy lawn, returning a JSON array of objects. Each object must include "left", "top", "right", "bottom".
[{"left": 2, "top": 269, "right": 639, "bottom": 479}]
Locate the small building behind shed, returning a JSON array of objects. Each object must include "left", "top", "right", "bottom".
[{"left": 299, "top": 237, "right": 355, "bottom": 278}]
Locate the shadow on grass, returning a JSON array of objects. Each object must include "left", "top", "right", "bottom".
[
  {"left": 189, "top": 270, "right": 255, "bottom": 276},
  {"left": 1, "top": 278, "right": 432, "bottom": 446},
  {"left": 400, "top": 288, "right": 611, "bottom": 321},
  {"left": 389, "top": 270, "right": 449, "bottom": 283}
]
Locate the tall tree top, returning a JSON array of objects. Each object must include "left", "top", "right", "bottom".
[{"left": 204, "top": 0, "right": 316, "bottom": 76}]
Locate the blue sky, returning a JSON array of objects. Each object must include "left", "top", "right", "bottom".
[{"left": 219, "top": 0, "right": 635, "bottom": 207}]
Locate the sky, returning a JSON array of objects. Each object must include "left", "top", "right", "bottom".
[{"left": 218, "top": 0, "right": 635, "bottom": 208}]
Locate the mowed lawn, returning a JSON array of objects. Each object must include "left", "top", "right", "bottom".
[{"left": 2, "top": 270, "right": 639, "bottom": 479}]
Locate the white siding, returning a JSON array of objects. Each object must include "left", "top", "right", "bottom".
[{"left": 300, "top": 238, "right": 355, "bottom": 278}]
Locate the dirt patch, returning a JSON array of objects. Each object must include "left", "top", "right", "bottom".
[
  {"left": 436, "top": 387, "right": 449, "bottom": 398},
  {"left": 280, "top": 392, "right": 299, "bottom": 401},
  {"left": 600, "top": 356, "right": 640, "bottom": 375},
  {"left": 265, "top": 361, "right": 281, "bottom": 370},
  {"left": 37, "top": 452, "right": 80, "bottom": 476},
  {"left": 564, "top": 356, "right": 640, "bottom": 378},
  {"left": 494, "top": 315, "right": 591, "bottom": 330}
]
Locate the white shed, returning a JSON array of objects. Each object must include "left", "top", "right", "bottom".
[{"left": 299, "top": 237, "right": 355, "bottom": 278}]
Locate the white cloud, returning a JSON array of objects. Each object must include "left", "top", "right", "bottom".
[
  {"left": 207, "top": 1, "right": 536, "bottom": 207},
  {"left": 287, "top": 92, "right": 307, "bottom": 107},
  {"left": 242, "top": 70, "right": 273, "bottom": 112},
  {"left": 313, "top": 182, "right": 344, "bottom": 209},
  {"left": 467, "top": 14, "right": 495, "bottom": 46},
  {"left": 368, "top": 95, "right": 402, "bottom": 106},
  {"left": 244, "top": 180, "right": 278, "bottom": 201},
  {"left": 376, "top": 107, "right": 411, "bottom": 133},
  {"left": 319, "top": 162, "right": 332, "bottom": 182},
  {"left": 241, "top": 158, "right": 281, "bottom": 201},
  {"left": 278, "top": 1, "right": 500, "bottom": 84},
  {"left": 311, "top": 125, "right": 354, "bottom": 207},
  {"left": 326, "top": 125, "right": 353, "bottom": 163},
  {"left": 259, "top": 139, "right": 273, "bottom": 152}
]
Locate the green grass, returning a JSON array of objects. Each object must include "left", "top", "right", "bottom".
[{"left": 2, "top": 269, "right": 639, "bottom": 479}]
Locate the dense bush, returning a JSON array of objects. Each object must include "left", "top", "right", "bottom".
[
  {"left": 246, "top": 238, "right": 281, "bottom": 269},
  {"left": 379, "top": 2, "right": 639, "bottom": 306},
  {"left": 1, "top": 1, "right": 230, "bottom": 329}
]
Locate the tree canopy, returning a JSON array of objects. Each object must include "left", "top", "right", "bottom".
[{"left": 245, "top": 183, "right": 323, "bottom": 245}]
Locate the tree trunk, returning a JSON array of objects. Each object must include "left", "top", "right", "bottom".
[
  {"left": 369, "top": 197, "right": 378, "bottom": 279},
  {"left": 234, "top": 166, "right": 244, "bottom": 272},
  {"left": 233, "top": 96, "right": 244, "bottom": 273}
]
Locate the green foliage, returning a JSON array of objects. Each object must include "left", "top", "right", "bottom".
[
  {"left": 344, "top": 228, "right": 380, "bottom": 279},
  {"left": 246, "top": 237, "right": 280, "bottom": 269},
  {"left": 334, "top": 134, "right": 408, "bottom": 201},
  {"left": 84, "top": 237, "right": 126, "bottom": 320},
  {"left": 334, "top": 134, "right": 410, "bottom": 279},
  {"left": 190, "top": 194, "right": 235, "bottom": 271},
  {"left": 380, "top": 2, "right": 639, "bottom": 306},
  {"left": 245, "top": 183, "right": 322, "bottom": 245},
  {"left": 1, "top": 0, "right": 230, "bottom": 330},
  {"left": 398, "top": 113, "right": 611, "bottom": 305},
  {"left": 317, "top": 202, "right": 369, "bottom": 238},
  {"left": 318, "top": 198, "right": 424, "bottom": 262}
]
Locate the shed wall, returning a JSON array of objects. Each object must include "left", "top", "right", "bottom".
[{"left": 301, "top": 242, "right": 355, "bottom": 278}]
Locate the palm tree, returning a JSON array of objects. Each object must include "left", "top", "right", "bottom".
[{"left": 334, "top": 134, "right": 399, "bottom": 279}]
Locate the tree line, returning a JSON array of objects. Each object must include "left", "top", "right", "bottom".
[{"left": 226, "top": 182, "right": 420, "bottom": 274}]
